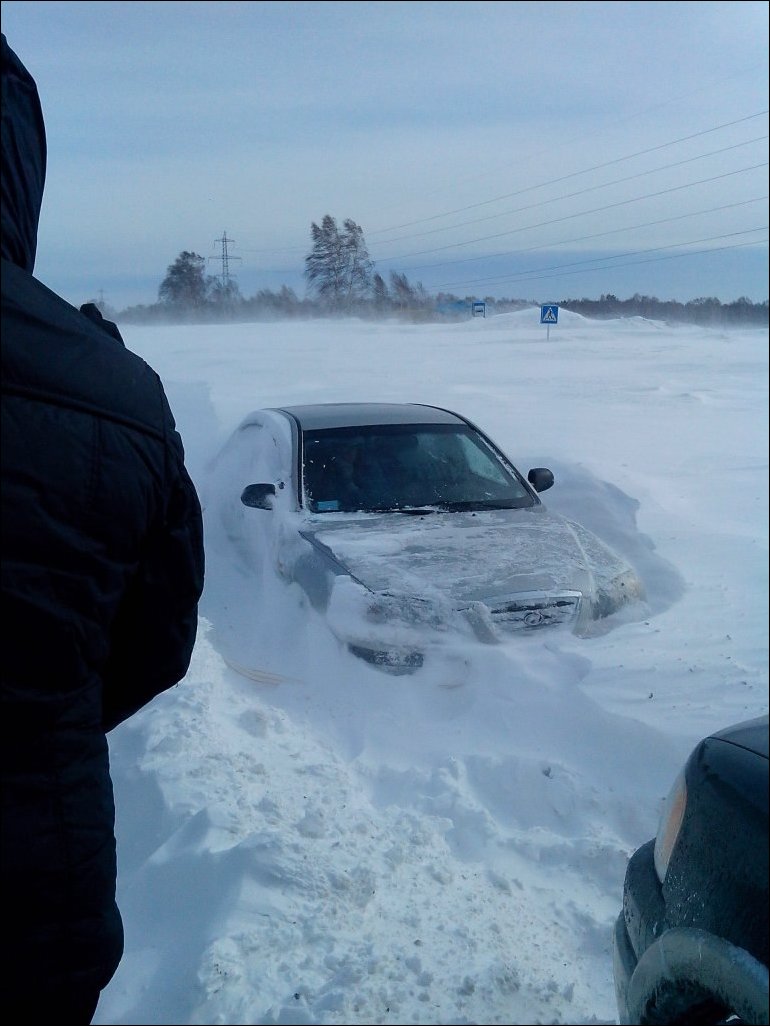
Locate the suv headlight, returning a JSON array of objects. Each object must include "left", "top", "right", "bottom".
[
  {"left": 594, "top": 568, "right": 645, "bottom": 619},
  {"left": 365, "top": 593, "right": 448, "bottom": 631},
  {"left": 653, "top": 767, "right": 687, "bottom": 883}
]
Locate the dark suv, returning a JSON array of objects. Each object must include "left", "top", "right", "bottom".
[{"left": 613, "top": 714, "right": 769, "bottom": 1025}]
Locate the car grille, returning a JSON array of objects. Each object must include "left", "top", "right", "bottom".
[{"left": 488, "top": 590, "right": 583, "bottom": 632}]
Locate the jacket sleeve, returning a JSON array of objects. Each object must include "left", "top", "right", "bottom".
[{"left": 101, "top": 406, "right": 205, "bottom": 732}]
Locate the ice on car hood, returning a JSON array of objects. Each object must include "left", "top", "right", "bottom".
[{"left": 302, "top": 505, "right": 631, "bottom": 606}]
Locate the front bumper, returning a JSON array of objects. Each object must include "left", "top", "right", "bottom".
[
  {"left": 340, "top": 587, "right": 583, "bottom": 674},
  {"left": 613, "top": 839, "right": 770, "bottom": 1024},
  {"left": 613, "top": 912, "right": 637, "bottom": 1026},
  {"left": 347, "top": 642, "right": 424, "bottom": 674},
  {"left": 613, "top": 838, "right": 665, "bottom": 1023}
]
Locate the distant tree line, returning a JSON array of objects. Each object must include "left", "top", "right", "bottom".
[
  {"left": 101, "top": 216, "right": 768, "bottom": 327},
  {"left": 559, "top": 293, "right": 767, "bottom": 327}
]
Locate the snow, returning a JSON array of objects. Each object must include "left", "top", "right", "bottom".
[{"left": 93, "top": 308, "right": 768, "bottom": 1026}]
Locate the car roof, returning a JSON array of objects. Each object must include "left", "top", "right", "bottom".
[{"left": 272, "top": 402, "right": 466, "bottom": 431}]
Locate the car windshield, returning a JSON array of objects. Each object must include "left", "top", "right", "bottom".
[{"left": 302, "top": 424, "right": 536, "bottom": 513}]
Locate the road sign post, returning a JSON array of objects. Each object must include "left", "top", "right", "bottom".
[{"left": 540, "top": 304, "right": 559, "bottom": 340}]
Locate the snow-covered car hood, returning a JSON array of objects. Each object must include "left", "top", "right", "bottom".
[{"left": 301, "top": 505, "right": 635, "bottom": 611}]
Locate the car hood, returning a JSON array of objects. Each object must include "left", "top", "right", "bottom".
[
  {"left": 710, "top": 715, "right": 769, "bottom": 760},
  {"left": 301, "top": 505, "right": 632, "bottom": 607}
]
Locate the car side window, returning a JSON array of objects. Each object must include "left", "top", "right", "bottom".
[
  {"left": 304, "top": 435, "right": 369, "bottom": 512},
  {"left": 304, "top": 438, "right": 337, "bottom": 510}
]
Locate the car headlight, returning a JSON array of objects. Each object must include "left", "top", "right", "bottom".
[
  {"left": 593, "top": 568, "right": 645, "bottom": 618},
  {"left": 365, "top": 592, "right": 449, "bottom": 632},
  {"left": 653, "top": 767, "right": 687, "bottom": 883},
  {"left": 613, "top": 568, "right": 645, "bottom": 600}
]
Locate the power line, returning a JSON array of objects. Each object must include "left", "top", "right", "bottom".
[
  {"left": 208, "top": 103, "right": 768, "bottom": 300},
  {"left": 382, "top": 162, "right": 769, "bottom": 270},
  {"left": 424, "top": 197, "right": 767, "bottom": 287},
  {"left": 367, "top": 111, "right": 769, "bottom": 238},
  {"left": 370, "top": 136, "right": 768, "bottom": 250},
  {"left": 433, "top": 228, "right": 768, "bottom": 291},
  {"left": 370, "top": 59, "right": 769, "bottom": 214},
  {"left": 457, "top": 236, "right": 768, "bottom": 293},
  {"left": 230, "top": 109, "right": 770, "bottom": 262}
]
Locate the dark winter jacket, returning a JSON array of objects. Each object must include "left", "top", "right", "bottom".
[{"left": 1, "top": 33, "right": 205, "bottom": 1007}]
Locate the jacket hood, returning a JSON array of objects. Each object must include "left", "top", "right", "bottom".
[{"left": 1, "top": 33, "right": 46, "bottom": 272}]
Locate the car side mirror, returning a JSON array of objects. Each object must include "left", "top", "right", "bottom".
[
  {"left": 240, "top": 483, "right": 276, "bottom": 509},
  {"left": 527, "top": 468, "right": 554, "bottom": 493}
]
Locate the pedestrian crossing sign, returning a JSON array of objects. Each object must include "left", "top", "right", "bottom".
[{"left": 540, "top": 304, "right": 559, "bottom": 324}]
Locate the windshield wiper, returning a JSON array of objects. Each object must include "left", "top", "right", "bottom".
[
  {"left": 435, "top": 499, "right": 529, "bottom": 512},
  {"left": 369, "top": 506, "right": 440, "bottom": 515}
]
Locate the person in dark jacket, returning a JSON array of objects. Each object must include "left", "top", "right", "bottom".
[{"left": 1, "top": 35, "right": 205, "bottom": 1024}]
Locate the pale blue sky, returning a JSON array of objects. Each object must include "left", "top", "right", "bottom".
[{"left": 3, "top": 0, "right": 768, "bottom": 310}]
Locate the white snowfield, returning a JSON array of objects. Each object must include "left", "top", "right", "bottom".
[{"left": 95, "top": 309, "right": 768, "bottom": 1026}]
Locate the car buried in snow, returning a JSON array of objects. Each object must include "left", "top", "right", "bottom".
[
  {"left": 613, "top": 713, "right": 769, "bottom": 1026},
  {"left": 207, "top": 402, "right": 645, "bottom": 674}
]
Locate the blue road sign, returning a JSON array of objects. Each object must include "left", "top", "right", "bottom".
[{"left": 540, "top": 304, "right": 559, "bottom": 324}]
